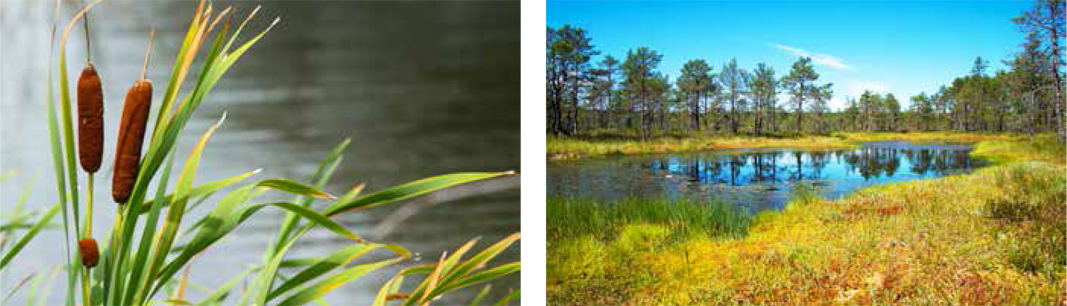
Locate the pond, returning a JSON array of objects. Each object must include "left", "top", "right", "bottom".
[{"left": 548, "top": 142, "right": 987, "bottom": 212}]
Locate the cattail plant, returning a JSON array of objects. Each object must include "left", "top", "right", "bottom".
[{"left": 19, "top": 1, "right": 523, "bottom": 305}]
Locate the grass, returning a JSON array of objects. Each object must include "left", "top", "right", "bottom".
[
  {"left": 547, "top": 130, "right": 1031, "bottom": 161},
  {"left": 547, "top": 135, "right": 1066, "bottom": 305},
  {"left": 3, "top": 1, "right": 521, "bottom": 305},
  {"left": 547, "top": 197, "right": 752, "bottom": 241},
  {"left": 548, "top": 134, "right": 853, "bottom": 161},
  {"left": 547, "top": 197, "right": 753, "bottom": 305}
]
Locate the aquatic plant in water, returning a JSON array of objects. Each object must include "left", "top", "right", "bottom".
[{"left": 1, "top": 1, "right": 520, "bottom": 305}]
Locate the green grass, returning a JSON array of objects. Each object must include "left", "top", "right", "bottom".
[
  {"left": 547, "top": 136, "right": 1066, "bottom": 306},
  {"left": 547, "top": 197, "right": 752, "bottom": 241},
  {"left": 547, "top": 197, "right": 753, "bottom": 305},
  {"left": 971, "top": 133, "right": 1067, "bottom": 165}
]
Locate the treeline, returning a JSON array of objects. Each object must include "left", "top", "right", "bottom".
[{"left": 547, "top": 0, "right": 1064, "bottom": 141}]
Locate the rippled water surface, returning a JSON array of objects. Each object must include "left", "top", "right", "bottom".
[
  {"left": 1, "top": 1, "right": 519, "bottom": 304},
  {"left": 548, "top": 142, "right": 986, "bottom": 211}
]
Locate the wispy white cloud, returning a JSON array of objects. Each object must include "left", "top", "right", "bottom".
[{"left": 772, "top": 44, "right": 851, "bottom": 70}]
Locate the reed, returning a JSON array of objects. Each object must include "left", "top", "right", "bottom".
[{"left": 7, "top": 1, "right": 523, "bottom": 305}]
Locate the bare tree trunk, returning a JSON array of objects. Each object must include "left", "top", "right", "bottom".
[
  {"left": 570, "top": 75, "right": 580, "bottom": 135},
  {"left": 1048, "top": 0, "right": 1066, "bottom": 141},
  {"left": 796, "top": 84, "right": 805, "bottom": 133},
  {"left": 1028, "top": 91, "right": 1037, "bottom": 138}
]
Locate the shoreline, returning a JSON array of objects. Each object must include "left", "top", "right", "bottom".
[{"left": 547, "top": 131, "right": 1026, "bottom": 161}]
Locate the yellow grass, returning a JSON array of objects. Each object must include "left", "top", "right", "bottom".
[{"left": 547, "top": 131, "right": 1031, "bottom": 161}]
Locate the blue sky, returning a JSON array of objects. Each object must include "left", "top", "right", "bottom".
[{"left": 548, "top": 1, "right": 1032, "bottom": 110}]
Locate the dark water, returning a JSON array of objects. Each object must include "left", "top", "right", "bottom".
[
  {"left": 0, "top": 1, "right": 519, "bottom": 305},
  {"left": 548, "top": 142, "right": 986, "bottom": 211}
]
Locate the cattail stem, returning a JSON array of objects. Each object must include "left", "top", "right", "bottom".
[
  {"left": 82, "top": 174, "right": 94, "bottom": 306},
  {"left": 83, "top": 0, "right": 91, "bottom": 62},
  {"left": 142, "top": 28, "right": 154, "bottom": 80},
  {"left": 84, "top": 175, "right": 93, "bottom": 237},
  {"left": 81, "top": 269, "right": 91, "bottom": 306},
  {"left": 77, "top": 237, "right": 98, "bottom": 305}
]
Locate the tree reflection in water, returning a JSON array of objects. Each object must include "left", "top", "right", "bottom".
[{"left": 547, "top": 142, "right": 986, "bottom": 211}]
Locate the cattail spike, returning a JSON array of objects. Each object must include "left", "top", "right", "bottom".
[
  {"left": 77, "top": 63, "right": 103, "bottom": 173},
  {"left": 113, "top": 79, "right": 152, "bottom": 204},
  {"left": 78, "top": 238, "right": 99, "bottom": 268}
]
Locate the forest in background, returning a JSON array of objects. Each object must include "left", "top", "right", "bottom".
[{"left": 547, "top": 0, "right": 1065, "bottom": 140}]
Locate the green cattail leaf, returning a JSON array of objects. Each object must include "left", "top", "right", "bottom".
[
  {"left": 437, "top": 233, "right": 520, "bottom": 290},
  {"left": 155, "top": 183, "right": 358, "bottom": 296},
  {"left": 372, "top": 266, "right": 424, "bottom": 306},
  {"left": 435, "top": 262, "right": 520, "bottom": 296},
  {"left": 0, "top": 203, "right": 60, "bottom": 270},
  {"left": 145, "top": 113, "right": 226, "bottom": 301},
  {"left": 493, "top": 290, "right": 520, "bottom": 306},
  {"left": 323, "top": 172, "right": 516, "bottom": 216},
  {"left": 468, "top": 285, "right": 492, "bottom": 306},
  {"left": 267, "top": 243, "right": 404, "bottom": 301},
  {"left": 258, "top": 179, "right": 336, "bottom": 200},
  {"left": 247, "top": 202, "right": 361, "bottom": 241},
  {"left": 277, "top": 257, "right": 406, "bottom": 306},
  {"left": 150, "top": 184, "right": 257, "bottom": 298},
  {"left": 136, "top": 169, "right": 260, "bottom": 215},
  {"left": 270, "top": 138, "right": 349, "bottom": 263},
  {"left": 194, "top": 265, "right": 258, "bottom": 306},
  {"left": 412, "top": 238, "right": 480, "bottom": 305}
]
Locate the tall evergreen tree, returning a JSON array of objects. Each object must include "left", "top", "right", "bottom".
[
  {"left": 1014, "top": 0, "right": 1066, "bottom": 141},
  {"left": 782, "top": 57, "right": 819, "bottom": 133},
  {"left": 678, "top": 59, "right": 713, "bottom": 131},
  {"left": 546, "top": 25, "right": 599, "bottom": 135},
  {"left": 621, "top": 47, "right": 664, "bottom": 139},
  {"left": 884, "top": 93, "right": 901, "bottom": 131},
  {"left": 750, "top": 63, "right": 778, "bottom": 135},
  {"left": 719, "top": 58, "right": 749, "bottom": 134}
]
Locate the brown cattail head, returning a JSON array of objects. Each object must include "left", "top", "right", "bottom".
[
  {"left": 112, "top": 79, "right": 152, "bottom": 204},
  {"left": 77, "top": 63, "right": 104, "bottom": 173},
  {"left": 78, "top": 238, "right": 99, "bottom": 268}
]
